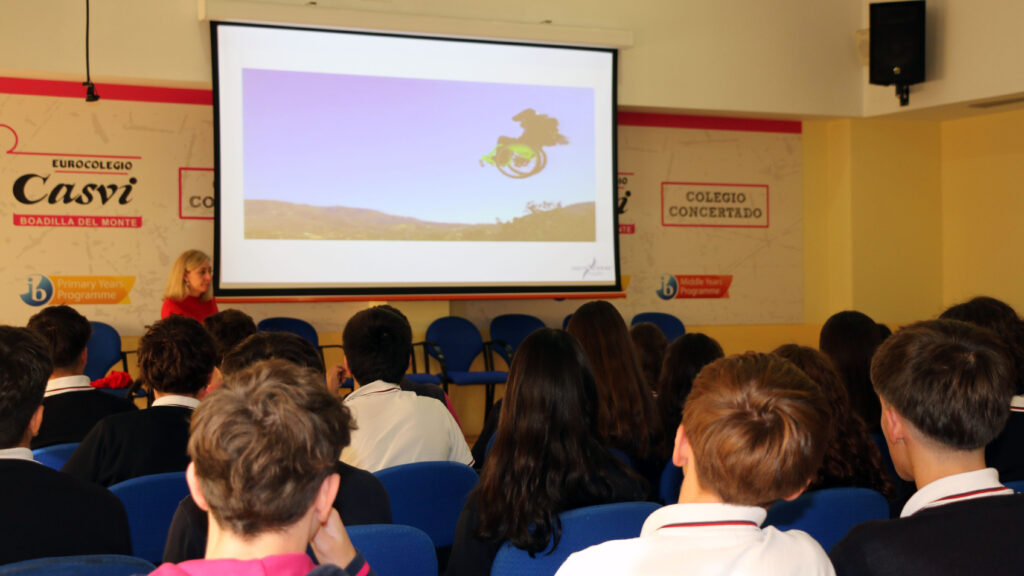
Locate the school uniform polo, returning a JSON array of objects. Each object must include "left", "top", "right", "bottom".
[
  {"left": 556, "top": 502, "right": 835, "bottom": 576},
  {"left": 61, "top": 394, "right": 200, "bottom": 487},
  {"left": 341, "top": 380, "right": 473, "bottom": 473},
  {"left": 0, "top": 446, "right": 131, "bottom": 564},
  {"left": 31, "top": 374, "right": 137, "bottom": 449},
  {"left": 831, "top": 468, "right": 1024, "bottom": 576}
]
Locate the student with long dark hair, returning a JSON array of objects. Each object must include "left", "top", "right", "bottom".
[
  {"left": 655, "top": 332, "right": 723, "bottom": 456},
  {"left": 566, "top": 301, "right": 662, "bottom": 487},
  {"left": 773, "top": 344, "right": 892, "bottom": 498},
  {"left": 446, "top": 329, "right": 644, "bottom": 576},
  {"left": 820, "top": 310, "right": 884, "bottom": 433}
]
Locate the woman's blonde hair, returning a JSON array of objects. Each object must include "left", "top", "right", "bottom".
[{"left": 164, "top": 249, "right": 213, "bottom": 302}]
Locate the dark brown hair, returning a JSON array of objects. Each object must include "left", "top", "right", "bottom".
[
  {"left": 475, "top": 328, "right": 639, "bottom": 553},
  {"left": 203, "top": 309, "right": 257, "bottom": 366},
  {"left": 567, "top": 301, "right": 661, "bottom": 459},
  {"left": 138, "top": 315, "right": 216, "bottom": 395},
  {"left": 773, "top": 344, "right": 892, "bottom": 497},
  {"left": 342, "top": 307, "right": 412, "bottom": 385},
  {"left": 189, "top": 359, "right": 351, "bottom": 536},
  {"left": 656, "top": 333, "right": 724, "bottom": 455},
  {"left": 0, "top": 327, "right": 52, "bottom": 448},
  {"left": 871, "top": 319, "right": 1014, "bottom": 450},
  {"left": 820, "top": 310, "right": 884, "bottom": 430},
  {"left": 629, "top": 322, "right": 667, "bottom": 394},
  {"left": 221, "top": 331, "right": 324, "bottom": 377},
  {"left": 940, "top": 296, "right": 1024, "bottom": 395},
  {"left": 684, "top": 352, "right": 830, "bottom": 506},
  {"left": 27, "top": 305, "right": 91, "bottom": 370}
]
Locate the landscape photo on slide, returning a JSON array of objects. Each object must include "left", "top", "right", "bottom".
[{"left": 241, "top": 68, "right": 596, "bottom": 242}]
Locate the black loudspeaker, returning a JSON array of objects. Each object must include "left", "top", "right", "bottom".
[{"left": 869, "top": 1, "right": 925, "bottom": 87}]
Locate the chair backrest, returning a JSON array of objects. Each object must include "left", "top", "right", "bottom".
[
  {"left": 347, "top": 524, "right": 437, "bottom": 576},
  {"left": 425, "top": 316, "right": 484, "bottom": 371},
  {"left": 84, "top": 322, "right": 122, "bottom": 381},
  {"left": 490, "top": 501, "right": 661, "bottom": 576},
  {"left": 373, "top": 461, "right": 478, "bottom": 548},
  {"left": 257, "top": 317, "right": 320, "bottom": 348},
  {"left": 0, "top": 554, "right": 155, "bottom": 576},
  {"left": 562, "top": 314, "right": 573, "bottom": 330},
  {"left": 659, "top": 461, "right": 683, "bottom": 505},
  {"left": 489, "top": 314, "right": 546, "bottom": 365},
  {"left": 32, "top": 442, "right": 81, "bottom": 471},
  {"left": 1005, "top": 479, "right": 1024, "bottom": 493},
  {"left": 764, "top": 487, "right": 889, "bottom": 552},
  {"left": 630, "top": 313, "right": 686, "bottom": 343},
  {"left": 108, "top": 471, "right": 190, "bottom": 564}
]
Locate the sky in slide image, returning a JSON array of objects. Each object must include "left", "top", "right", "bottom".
[{"left": 242, "top": 68, "right": 595, "bottom": 224}]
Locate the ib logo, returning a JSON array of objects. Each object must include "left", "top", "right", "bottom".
[
  {"left": 21, "top": 274, "right": 54, "bottom": 306},
  {"left": 656, "top": 275, "right": 678, "bottom": 301}
]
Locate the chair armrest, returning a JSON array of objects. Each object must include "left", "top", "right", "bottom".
[
  {"left": 413, "top": 341, "right": 449, "bottom": 381},
  {"left": 121, "top": 349, "right": 137, "bottom": 373},
  {"left": 482, "top": 340, "right": 511, "bottom": 371}
]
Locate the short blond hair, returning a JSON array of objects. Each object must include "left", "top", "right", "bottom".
[
  {"left": 683, "top": 352, "right": 830, "bottom": 507},
  {"left": 164, "top": 249, "right": 213, "bottom": 301}
]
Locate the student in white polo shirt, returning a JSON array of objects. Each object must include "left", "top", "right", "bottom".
[
  {"left": 830, "top": 319, "right": 1024, "bottom": 576},
  {"left": 340, "top": 306, "right": 472, "bottom": 472},
  {"left": 557, "top": 352, "right": 835, "bottom": 576}
]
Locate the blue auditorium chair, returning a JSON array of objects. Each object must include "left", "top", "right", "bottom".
[
  {"left": 424, "top": 316, "right": 507, "bottom": 415},
  {"left": 32, "top": 442, "right": 80, "bottom": 471},
  {"left": 373, "top": 461, "right": 479, "bottom": 551},
  {"left": 490, "top": 501, "right": 661, "bottom": 576},
  {"left": 257, "top": 316, "right": 342, "bottom": 362},
  {"left": 0, "top": 554, "right": 155, "bottom": 576},
  {"left": 659, "top": 461, "right": 683, "bottom": 504},
  {"left": 764, "top": 486, "right": 889, "bottom": 552},
  {"left": 84, "top": 322, "right": 128, "bottom": 381},
  {"left": 347, "top": 524, "right": 437, "bottom": 576},
  {"left": 489, "top": 314, "right": 546, "bottom": 366},
  {"left": 630, "top": 312, "right": 686, "bottom": 343},
  {"left": 108, "top": 471, "right": 189, "bottom": 564}
]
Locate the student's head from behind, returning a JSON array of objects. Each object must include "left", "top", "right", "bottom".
[
  {"left": 187, "top": 359, "right": 351, "bottom": 537},
  {"left": 342, "top": 306, "right": 412, "bottom": 385},
  {"left": 871, "top": 319, "right": 1014, "bottom": 453},
  {"left": 0, "top": 326, "right": 52, "bottom": 449},
  {"left": 203, "top": 309, "right": 257, "bottom": 366},
  {"left": 221, "top": 331, "right": 325, "bottom": 378},
  {"left": 138, "top": 315, "right": 217, "bottom": 396},
  {"left": 940, "top": 296, "right": 1024, "bottom": 394},
  {"left": 679, "top": 352, "right": 830, "bottom": 507},
  {"left": 26, "top": 305, "right": 91, "bottom": 373},
  {"left": 629, "top": 322, "right": 667, "bottom": 392}
]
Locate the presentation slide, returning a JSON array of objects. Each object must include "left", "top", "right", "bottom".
[{"left": 213, "top": 22, "right": 618, "bottom": 295}]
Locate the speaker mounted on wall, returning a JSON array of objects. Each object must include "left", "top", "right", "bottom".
[{"left": 870, "top": 0, "right": 925, "bottom": 106}]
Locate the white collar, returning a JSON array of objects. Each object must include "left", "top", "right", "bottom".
[
  {"left": 641, "top": 502, "right": 766, "bottom": 536},
  {"left": 0, "top": 447, "right": 37, "bottom": 463},
  {"left": 344, "top": 380, "right": 400, "bottom": 402},
  {"left": 1011, "top": 395, "right": 1024, "bottom": 413},
  {"left": 151, "top": 395, "right": 201, "bottom": 410},
  {"left": 901, "top": 468, "right": 1012, "bottom": 517},
  {"left": 44, "top": 374, "right": 94, "bottom": 398}
]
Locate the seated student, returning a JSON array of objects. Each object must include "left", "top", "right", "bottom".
[
  {"left": 0, "top": 326, "right": 131, "bottom": 565},
  {"left": 203, "top": 309, "right": 257, "bottom": 367},
  {"left": 150, "top": 359, "right": 374, "bottom": 576},
  {"left": 556, "top": 352, "right": 834, "bottom": 576},
  {"left": 448, "top": 329, "right": 645, "bottom": 576},
  {"left": 340, "top": 306, "right": 472, "bottom": 472},
  {"left": 830, "top": 320, "right": 1024, "bottom": 576},
  {"left": 164, "top": 331, "right": 392, "bottom": 563},
  {"left": 940, "top": 296, "right": 1024, "bottom": 481},
  {"left": 62, "top": 315, "right": 217, "bottom": 487},
  {"left": 26, "top": 305, "right": 136, "bottom": 448}
]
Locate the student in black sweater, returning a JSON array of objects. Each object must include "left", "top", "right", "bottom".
[
  {"left": 162, "top": 331, "right": 392, "bottom": 563},
  {"left": 62, "top": 315, "right": 217, "bottom": 487},
  {"left": 0, "top": 326, "right": 130, "bottom": 565},
  {"left": 26, "top": 305, "right": 136, "bottom": 449},
  {"left": 830, "top": 320, "right": 1024, "bottom": 576}
]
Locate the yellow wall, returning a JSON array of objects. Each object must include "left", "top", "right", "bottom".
[{"left": 942, "top": 107, "right": 1024, "bottom": 313}]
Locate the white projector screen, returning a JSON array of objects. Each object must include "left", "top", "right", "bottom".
[{"left": 212, "top": 21, "right": 619, "bottom": 296}]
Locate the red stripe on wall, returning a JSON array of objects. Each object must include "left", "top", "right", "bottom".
[
  {"left": 0, "top": 77, "right": 213, "bottom": 106},
  {"left": 619, "top": 111, "right": 801, "bottom": 134}
]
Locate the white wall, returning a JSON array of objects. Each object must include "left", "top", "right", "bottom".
[{"left": 2, "top": 0, "right": 863, "bottom": 117}]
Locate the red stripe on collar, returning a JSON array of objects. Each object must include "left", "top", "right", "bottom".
[
  {"left": 658, "top": 520, "right": 759, "bottom": 530},
  {"left": 934, "top": 487, "right": 1013, "bottom": 503}
]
